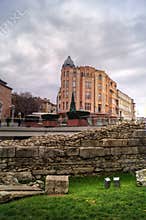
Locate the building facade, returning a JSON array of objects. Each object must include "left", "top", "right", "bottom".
[
  {"left": 39, "top": 98, "right": 57, "bottom": 113},
  {"left": 57, "top": 56, "right": 118, "bottom": 118},
  {"left": 117, "top": 90, "right": 135, "bottom": 120},
  {"left": 0, "top": 79, "right": 12, "bottom": 120}
]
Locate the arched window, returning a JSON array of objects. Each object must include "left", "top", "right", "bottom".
[{"left": 98, "top": 74, "right": 102, "bottom": 80}]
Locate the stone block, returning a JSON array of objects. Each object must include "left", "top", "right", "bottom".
[
  {"left": 136, "top": 169, "right": 146, "bottom": 186},
  {"left": 104, "top": 148, "right": 111, "bottom": 155},
  {"left": 0, "top": 163, "right": 7, "bottom": 170},
  {"left": 132, "top": 130, "right": 146, "bottom": 138},
  {"left": 7, "top": 147, "right": 15, "bottom": 158},
  {"left": 72, "top": 166, "right": 94, "bottom": 174},
  {"left": 81, "top": 140, "right": 100, "bottom": 147},
  {"left": 140, "top": 137, "right": 146, "bottom": 145},
  {"left": 0, "top": 172, "right": 18, "bottom": 185},
  {"left": 80, "top": 147, "right": 104, "bottom": 159},
  {"left": 39, "top": 147, "right": 65, "bottom": 159},
  {"left": 127, "top": 139, "right": 143, "bottom": 146},
  {"left": 102, "top": 139, "right": 128, "bottom": 147},
  {"left": 111, "top": 147, "right": 138, "bottom": 155},
  {"left": 0, "top": 147, "right": 15, "bottom": 158},
  {"left": 66, "top": 147, "right": 79, "bottom": 156},
  {"left": 16, "top": 147, "right": 39, "bottom": 158},
  {"left": 15, "top": 171, "right": 34, "bottom": 182},
  {"left": 0, "top": 190, "right": 44, "bottom": 204},
  {"left": 126, "top": 147, "right": 138, "bottom": 154},
  {"left": 32, "top": 169, "right": 56, "bottom": 176},
  {"left": 138, "top": 146, "right": 146, "bottom": 154},
  {"left": 45, "top": 175, "right": 69, "bottom": 194},
  {"left": 0, "top": 191, "right": 11, "bottom": 203}
]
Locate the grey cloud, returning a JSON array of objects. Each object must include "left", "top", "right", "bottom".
[{"left": 0, "top": 0, "right": 146, "bottom": 115}]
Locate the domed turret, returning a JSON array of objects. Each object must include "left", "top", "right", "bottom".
[{"left": 62, "top": 56, "right": 75, "bottom": 68}]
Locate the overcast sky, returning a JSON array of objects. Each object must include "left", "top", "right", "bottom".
[{"left": 0, "top": 0, "right": 146, "bottom": 116}]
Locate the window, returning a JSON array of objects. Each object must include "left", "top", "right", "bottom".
[
  {"left": 66, "top": 90, "right": 69, "bottom": 97},
  {"left": 85, "top": 81, "right": 91, "bottom": 89},
  {"left": 72, "top": 80, "right": 76, "bottom": 88},
  {"left": 98, "top": 74, "right": 102, "bottom": 80},
  {"left": 110, "top": 90, "right": 113, "bottom": 95},
  {"left": 81, "top": 72, "right": 85, "bottom": 77},
  {"left": 98, "top": 104, "right": 101, "bottom": 113},
  {"left": 109, "top": 98, "right": 112, "bottom": 104},
  {"left": 98, "top": 83, "right": 102, "bottom": 89},
  {"left": 66, "top": 102, "right": 68, "bottom": 110},
  {"left": 109, "top": 108, "right": 112, "bottom": 114},
  {"left": 80, "top": 101, "right": 83, "bottom": 109},
  {"left": 66, "top": 71, "right": 69, "bottom": 77},
  {"left": 98, "top": 93, "right": 102, "bottom": 101},
  {"left": 106, "top": 95, "right": 108, "bottom": 102},
  {"left": 85, "top": 103, "right": 91, "bottom": 110},
  {"left": 73, "top": 87, "right": 76, "bottom": 92},
  {"left": 66, "top": 80, "right": 69, "bottom": 88},
  {"left": 63, "top": 102, "right": 65, "bottom": 110},
  {"left": 85, "top": 92, "right": 91, "bottom": 99},
  {"left": 73, "top": 71, "right": 76, "bottom": 77}
]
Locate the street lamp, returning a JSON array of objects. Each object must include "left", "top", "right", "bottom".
[
  {"left": 10, "top": 105, "right": 15, "bottom": 126},
  {"left": 18, "top": 112, "right": 22, "bottom": 127}
]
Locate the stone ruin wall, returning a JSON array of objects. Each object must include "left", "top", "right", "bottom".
[{"left": 0, "top": 123, "right": 146, "bottom": 180}]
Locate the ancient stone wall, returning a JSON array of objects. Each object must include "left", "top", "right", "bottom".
[{"left": 0, "top": 123, "right": 146, "bottom": 180}]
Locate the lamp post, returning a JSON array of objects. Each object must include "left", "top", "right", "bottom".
[
  {"left": 11, "top": 105, "right": 15, "bottom": 126},
  {"left": 18, "top": 112, "right": 22, "bottom": 127}
]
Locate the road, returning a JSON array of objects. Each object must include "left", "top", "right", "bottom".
[{"left": 0, "top": 126, "right": 98, "bottom": 137}]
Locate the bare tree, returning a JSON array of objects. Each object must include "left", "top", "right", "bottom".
[{"left": 12, "top": 92, "right": 41, "bottom": 117}]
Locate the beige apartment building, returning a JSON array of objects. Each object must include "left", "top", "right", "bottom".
[
  {"left": 57, "top": 56, "right": 118, "bottom": 117},
  {"left": 117, "top": 90, "right": 135, "bottom": 120},
  {"left": 57, "top": 56, "right": 135, "bottom": 120},
  {"left": 39, "top": 98, "right": 57, "bottom": 113}
]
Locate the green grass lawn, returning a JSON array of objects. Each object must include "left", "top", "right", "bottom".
[{"left": 0, "top": 173, "right": 146, "bottom": 220}]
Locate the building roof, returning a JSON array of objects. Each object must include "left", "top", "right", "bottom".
[
  {"left": 0, "top": 79, "right": 7, "bottom": 85},
  {"left": 0, "top": 79, "right": 12, "bottom": 90},
  {"left": 62, "top": 56, "right": 75, "bottom": 68}
]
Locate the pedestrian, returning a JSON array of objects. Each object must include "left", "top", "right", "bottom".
[
  {"left": 6, "top": 117, "right": 10, "bottom": 127},
  {"left": 18, "top": 118, "right": 21, "bottom": 127}
]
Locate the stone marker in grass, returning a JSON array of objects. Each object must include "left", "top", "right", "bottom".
[
  {"left": 104, "top": 177, "right": 111, "bottom": 189},
  {"left": 113, "top": 177, "right": 120, "bottom": 188},
  {"left": 136, "top": 169, "right": 146, "bottom": 186},
  {"left": 45, "top": 175, "right": 69, "bottom": 194}
]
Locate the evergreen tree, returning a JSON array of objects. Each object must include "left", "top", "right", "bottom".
[{"left": 69, "top": 92, "right": 76, "bottom": 112}]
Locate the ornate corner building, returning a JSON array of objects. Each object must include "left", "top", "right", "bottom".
[
  {"left": 57, "top": 56, "right": 135, "bottom": 120},
  {"left": 0, "top": 79, "right": 12, "bottom": 120}
]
